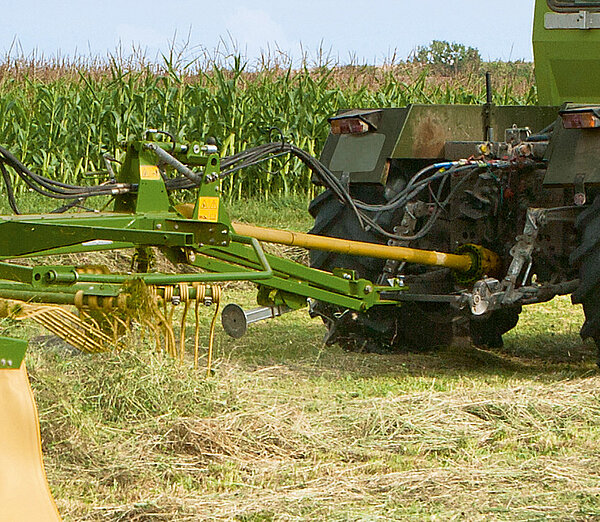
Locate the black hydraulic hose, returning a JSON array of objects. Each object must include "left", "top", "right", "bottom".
[
  {"left": 50, "top": 198, "right": 87, "bottom": 214},
  {"left": 0, "top": 161, "right": 20, "bottom": 214},
  {"left": 0, "top": 145, "right": 135, "bottom": 200},
  {"left": 0, "top": 145, "right": 96, "bottom": 191},
  {"left": 161, "top": 142, "right": 486, "bottom": 240},
  {"left": 0, "top": 139, "right": 527, "bottom": 244}
]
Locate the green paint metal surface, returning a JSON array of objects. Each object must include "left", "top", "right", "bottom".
[
  {"left": 329, "top": 133, "right": 386, "bottom": 173},
  {"left": 0, "top": 137, "right": 405, "bottom": 323},
  {"left": 319, "top": 108, "right": 408, "bottom": 184},
  {"left": 544, "top": 107, "right": 600, "bottom": 185},
  {"left": 393, "top": 105, "right": 558, "bottom": 158},
  {"left": 534, "top": 0, "right": 600, "bottom": 104},
  {"left": 0, "top": 337, "right": 26, "bottom": 370},
  {"left": 392, "top": 105, "right": 484, "bottom": 159},
  {"left": 196, "top": 241, "right": 395, "bottom": 311},
  {"left": 319, "top": 105, "right": 557, "bottom": 185},
  {"left": 0, "top": 213, "right": 229, "bottom": 259}
]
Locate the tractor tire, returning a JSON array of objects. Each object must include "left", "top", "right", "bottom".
[
  {"left": 571, "top": 195, "right": 600, "bottom": 362},
  {"left": 308, "top": 187, "right": 455, "bottom": 352}
]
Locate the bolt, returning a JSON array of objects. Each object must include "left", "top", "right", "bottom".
[
  {"left": 156, "top": 223, "right": 162, "bottom": 230},
  {"left": 193, "top": 144, "right": 201, "bottom": 154},
  {"left": 171, "top": 296, "right": 181, "bottom": 306},
  {"left": 0, "top": 359, "right": 5, "bottom": 366},
  {"left": 364, "top": 285, "right": 373, "bottom": 294},
  {"left": 221, "top": 229, "right": 228, "bottom": 235},
  {"left": 187, "top": 251, "right": 196, "bottom": 262},
  {"left": 574, "top": 193, "right": 587, "bottom": 206},
  {"left": 174, "top": 224, "right": 179, "bottom": 230},
  {"left": 343, "top": 273, "right": 351, "bottom": 280},
  {"left": 7, "top": 360, "right": 12, "bottom": 367}
]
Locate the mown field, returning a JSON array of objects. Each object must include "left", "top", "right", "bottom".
[
  {"left": 2, "top": 57, "right": 600, "bottom": 520},
  {"left": 6, "top": 196, "right": 599, "bottom": 521},
  {"left": 19, "top": 207, "right": 600, "bottom": 521}
]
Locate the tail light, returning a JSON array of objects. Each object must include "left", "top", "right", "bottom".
[
  {"left": 330, "top": 118, "right": 370, "bottom": 135},
  {"left": 560, "top": 108, "right": 600, "bottom": 129},
  {"left": 328, "top": 109, "right": 381, "bottom": 135}
]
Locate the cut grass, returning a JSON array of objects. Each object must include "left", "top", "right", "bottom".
[
  {"left": 23, "top": 292, "right": 600, "bottom": 521},
  {"left": 5, "top": 192, "right": 599, "bottom": 520}
]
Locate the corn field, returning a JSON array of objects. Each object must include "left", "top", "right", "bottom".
[{"left": 0, "top": 56, "right": 536, "bottom": 200}]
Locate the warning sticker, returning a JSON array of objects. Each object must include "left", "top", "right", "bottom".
[
  {"left": 140, "top": 165, "right": 161, "bottom": 180},
  {"left": 196, "top": 197, "right": 220, "bottom": 222}
]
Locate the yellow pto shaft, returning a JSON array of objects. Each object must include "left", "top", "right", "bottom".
[
  {"left": 175, "top": 203, "right": 500, "bottom": 279},
  {"left": 233, "top": 222, "right": 475, "bottom": 272}
]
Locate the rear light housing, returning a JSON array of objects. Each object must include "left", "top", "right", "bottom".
[
  {"left": 328, "top": 109, "right": 381, "bottom": 135},
  {"left": 560, "top": 107, "right": 600, "bottom": 129},
  {"left": 330, "top": 118, "right": 371, "bottom": 135}
]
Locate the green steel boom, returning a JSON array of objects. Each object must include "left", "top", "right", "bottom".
[
  {"left": 0, "top": 137, "right": 495, "bottom": 320},
  {"left": 0, "top": 138, "right": 389, "bottom": 317}
]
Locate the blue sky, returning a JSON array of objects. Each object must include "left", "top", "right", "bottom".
[{"left": 1, "top": 1, "right": 536, "bottom": 65}]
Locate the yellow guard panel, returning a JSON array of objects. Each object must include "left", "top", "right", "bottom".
[{"left": 0, "top": 363, "right": 61, "bottom": 521}]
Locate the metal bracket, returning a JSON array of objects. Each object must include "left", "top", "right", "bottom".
[
  {"left": 221, "top": 303, "right": 291, "bottom": 338},
  {"left": 574, "top": 172, "right": 587, "bottom": 206},
  {"left": 500, "top": 208, "right": 544, "bottom": 304},
  {"left": 545, "top": 10, "right": 600, "bottom": 29},
  {"left": 378, "top": 201, "right": 428, "bottom": 284},
  {"left": 460, "top": 206, "right": 581, "bottom": 316}
]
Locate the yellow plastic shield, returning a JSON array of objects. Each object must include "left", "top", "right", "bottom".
[{"left": 0, "top": 338, "right": 61, "bottom": 521}]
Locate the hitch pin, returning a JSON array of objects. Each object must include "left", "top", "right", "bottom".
[{"left": 522, "top": 258, "right": 533, "bottom": 287}]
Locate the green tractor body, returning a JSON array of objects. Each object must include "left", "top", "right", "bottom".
[{"left": 534, "top": 0, "right": 600, "bottom": 105}]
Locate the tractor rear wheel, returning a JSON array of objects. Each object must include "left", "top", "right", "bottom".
[
  {"left": 308, "top": 187, "right": 455, "bottom": 352},
  {"left": 308, "top": 187, "right": 522, "bottom": 352},
  {"left": 571, "top": 195, "right": 600, "bottom": 362}
]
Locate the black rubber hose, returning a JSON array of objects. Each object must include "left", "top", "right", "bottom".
[{"left": 0, "top": 161, "right": 20, "bottom": 214}]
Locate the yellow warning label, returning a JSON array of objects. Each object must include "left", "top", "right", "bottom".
[
  {"left": 196, "top": 197, "right": 219, "bottom": 222},
  {"left": 140, "top": 165, "right": 161, "bottom": 180}
]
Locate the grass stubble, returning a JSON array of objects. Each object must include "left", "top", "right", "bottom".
[
  {"left": 19, "top": 288, "right": 600, "bottom": 521},
  {"left": 3, "top": 198, "right": 597, "bottom": 520}
]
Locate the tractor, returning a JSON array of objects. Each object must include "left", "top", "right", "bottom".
[
  {"left": 305, "top": 0, "right": 600, "bottom": 359},
  {"left": 2, "top": 0, "right": 600, "bottom": 519}
]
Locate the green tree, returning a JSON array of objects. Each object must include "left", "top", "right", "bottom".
[{"left": 411, "top": 40, "right": 481, "bottom": 74}]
